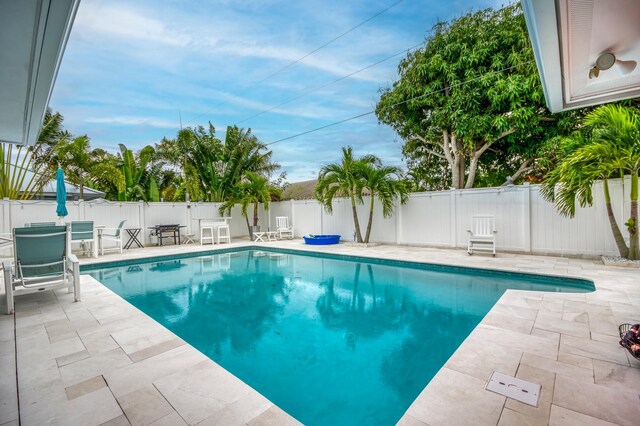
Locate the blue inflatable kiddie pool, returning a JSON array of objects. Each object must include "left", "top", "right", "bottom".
[{"left": 303, "top": 234, "right": 341, "bottom": 245}]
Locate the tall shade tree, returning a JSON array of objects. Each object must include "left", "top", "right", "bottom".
[
  {"left": 359, "top": 163, "right": 409, "bottom": 244},
  {"left": 376, "top": 4, "right": 583, "bottom": 190},
  {"left": 314, "top": 147, "right": 377, "bottom": 243},
  {"left": 542, "top": 105, "right": 640, "bottom": 260},
  {"left": 219, "top": 172, "right": 282, "bottom": 237}
]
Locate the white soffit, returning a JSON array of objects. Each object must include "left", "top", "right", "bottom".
[
  {"left": 523, "top": 0, "right": 640, "bottom": 112},
  {"left": 0, "top": 0, "right": 80, "bottom": 146}
]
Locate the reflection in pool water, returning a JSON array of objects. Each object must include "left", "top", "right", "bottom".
[{"left": 89, "top": 249, "right": 593, "bottom": 425}]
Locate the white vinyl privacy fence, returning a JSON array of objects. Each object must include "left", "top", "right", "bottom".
[{"left": 0, "top": 178, "right": 631, "bottom": 257}]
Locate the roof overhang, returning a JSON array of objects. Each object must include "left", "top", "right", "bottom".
[
  {"left": 0, "top": 0, "right": 80, "bottom": 146},
  {"left": 522, "top": 0, "right": 640, "bottom": 113}
]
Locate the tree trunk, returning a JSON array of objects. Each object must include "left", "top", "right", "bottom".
[
  {"left": 451, "top": 156, "right": 460, "bottom": 189},
  {"left": 350, "top": 191, "right": 364, "bottom": 243},
  {"left": 352, "top": 263, "right": 361, "bottom": 309},
  {"left": 253, "top": 201, "right": 259, "bottom": 227},
  {"left": 465, "top": 155, "right": 480, "bottom": 189},
  {"left": 502, "top": 159, "right": 533, "bottom": 185},
  {"left": 79, "top": 182, "right": 84, "bottom": 200},
  {"left": 367, "top": 264, "right": 376, "bottom": 308},
  {"left": 457, "top": 155, "right": 465, "bottom": 188},
  {"left": 603, "top": 179, "right": 629, "bottom": 258},
  {"left": 244, "top": 213, "right": 251, "bottom": 238},
  {"left": 364, "top": 195, "right": 375, "bottom": 243},
  {"left": 628, "top": 172, "right": 639, "bottom": 260}
]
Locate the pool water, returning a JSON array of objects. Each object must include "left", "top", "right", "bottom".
[{"left": 87, "top": 248, "right": 593, "bottom": 425}]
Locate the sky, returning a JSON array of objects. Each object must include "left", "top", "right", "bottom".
[{"left": 50, "top": 0, "right": 501, "bottom": 182}]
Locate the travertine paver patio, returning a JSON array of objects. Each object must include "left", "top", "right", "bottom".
[{"left": 1, "top": 239, "right": 640, "bottom": 425}]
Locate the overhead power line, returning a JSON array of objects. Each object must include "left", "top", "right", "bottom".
[
  {"left": 182, "top": 0, "right": 408, "bottom": 129},
  {"left": 237, "top": 41, "right": 425, "bottom": 125},
  {"left": 265, "top": 61, "right": 535, "bottom": 146},
  {"left": 256, "top": 0, "right": 406, "bottom": 84}
]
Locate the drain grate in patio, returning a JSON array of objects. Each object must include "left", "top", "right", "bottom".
[{"left": 485, "top": 371, "right": 541, "bottom": 407}]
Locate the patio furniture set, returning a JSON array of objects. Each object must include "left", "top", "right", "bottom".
[
  {"left": 198, "top": 218, "right": 231, "bottom": 245},
  {"left": 252, "top": 216, "right": 294, "bottom": 242}
]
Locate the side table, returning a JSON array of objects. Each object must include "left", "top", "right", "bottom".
[{"left": 124, "top": 228, "right": 144, "bottom": 249}]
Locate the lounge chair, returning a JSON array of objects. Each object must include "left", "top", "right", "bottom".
[
  {"left": 70, "top": 220, "right": 98, "bottom": 258},
  {"left": 276, "top": 216, "right": 294, "bottom": 239},
  {"left": 100, "top": 220, "right": 126, "bottom": 255},
  {"left": 27, "top": 222, "right": 56, "bottom": 227},
  {"left": 3, "top": 225, "right": 80, "bottom": 314},
  {"left": 467, "top": 215, "right": 497, "bottom": 256}
]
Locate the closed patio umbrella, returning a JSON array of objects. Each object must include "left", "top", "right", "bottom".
[{"left": 55, "top": 167, "right": 68, "bottom": 221}]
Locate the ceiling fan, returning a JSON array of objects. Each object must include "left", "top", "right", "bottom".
[{"left": 589, "top": 52, "right": 637, "bottom": 79}]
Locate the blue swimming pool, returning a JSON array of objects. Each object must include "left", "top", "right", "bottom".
[{"left": 85, "top": 248, "right": 593, "bottom": 425}]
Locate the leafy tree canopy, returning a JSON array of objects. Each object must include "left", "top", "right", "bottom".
[{"left": 376, "top": 4, "right": 586, "bottom": 190}]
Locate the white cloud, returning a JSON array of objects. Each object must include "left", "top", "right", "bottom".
[
  {"left": 72, "top": 0, "right": 406, "bottom": 82},
  {"left": 85, "top": 116, "right": 179, "bottom": 129}
]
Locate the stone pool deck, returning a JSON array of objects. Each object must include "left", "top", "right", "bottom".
[{"left": 1, "top": 240, "right": 640, "bottom": 425}]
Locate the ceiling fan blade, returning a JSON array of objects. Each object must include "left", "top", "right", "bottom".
[{"left": 615, "top": 59, "right": 638, "bottom": 75}]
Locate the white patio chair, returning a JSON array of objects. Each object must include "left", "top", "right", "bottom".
[
  {"left": 70, "top": 221, "right": 98, "bottom": 258},
  {"left": 467, "top": 215, "right": 497, "bottom": 256},
  {"left": 100, "top": 220, "right": 126, "bottom": 255},
  {"left": 200, "top": 220, "right": 215, "bottom": 245},
  {"left": 215, "top": 222, "right": 230, "bottom": 244},
  {"left": 3, "top": 225, "right": 80, "bottom": 314},
  {"left": 275, "top": 216, "right": 293, "bottom": 239}
]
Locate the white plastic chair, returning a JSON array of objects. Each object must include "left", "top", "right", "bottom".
[
  {"left": 215, "top": 222, "right": 230, "bottom": 244},
  {"left": 100, "top": 220, "right": 126, "bottom": 255},
  {"left": 275, "top": 216, "right": 293, "bottom": 239},
  {"left": 200, "top": 220, "right": 215, "bottom": 245},
  {"left": 70, "top": 221, "right": 98, "bottom": 258},
  {"left": 467, "top": 215, "right": 497, "bottom": 256}
]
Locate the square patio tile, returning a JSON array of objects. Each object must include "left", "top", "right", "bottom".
[
  {"left": 153, "top": 360, "right": 254, "bottom": 425},
  {"left": 553, "top": 374, "right": 640, "bottom": 425}
]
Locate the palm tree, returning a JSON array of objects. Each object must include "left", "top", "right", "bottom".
[
  {"left": 0, "top": 109, "right": 65, "bottom": 200},
  {"left": 584, "top": 105, "right": 639, "bottom": 259},
  {"left": 119, "top": 144, "right": 161, "bottom": 202},
  {"left": 314, "top": 146, "right": 377, "bottom": 243},
  {"left": 53, "top": 136, "right": 94, "bottom": 199},
  {"left": 53, "top": 136, "right": 124, "bottom": 200},
  {"left": 542, "top": 105, "right": 640, "bottom": 259},
  {"left": 159, "top": 125, "right": 279, "bottom": 202},
  {"left": 219, "top": 172, "right": 282, "bottom": 237},
  {"left": 542, "top": 137, "right": 629, "bottom": 258},
  {"left": 359, "top": 163, "right": 409, "bottom": 243}
]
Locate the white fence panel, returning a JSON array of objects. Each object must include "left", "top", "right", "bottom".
[
  {"left": 83, "top": 201, "right": 142, "bottom": 229},
  {"left": 291, "top": 200, "right": 322, "bottom": 236},
  {"left": 268, "top": 201, "right": 293, "bottom": 231},
  {"left": 454, "top": 188, "right": 525, "bottom": 251},
  {"left": 322, "top": 198, "right": 355, "bottom": 239},
  {"left": 358, "top": 197, "right": 397, "bottom": 244},
  {"left": 529, "top": 183, "right": 619, "bottom": 256},
  {"left": 0, "top": 176, "right": 632, "bottom": 257},
  {"left": 399, "top": 192, "right": 452, "bottom": 247}
]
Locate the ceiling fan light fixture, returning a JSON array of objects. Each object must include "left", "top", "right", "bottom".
[{"left": 595, "top": 52, "right": 616, "bottom": 70}]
